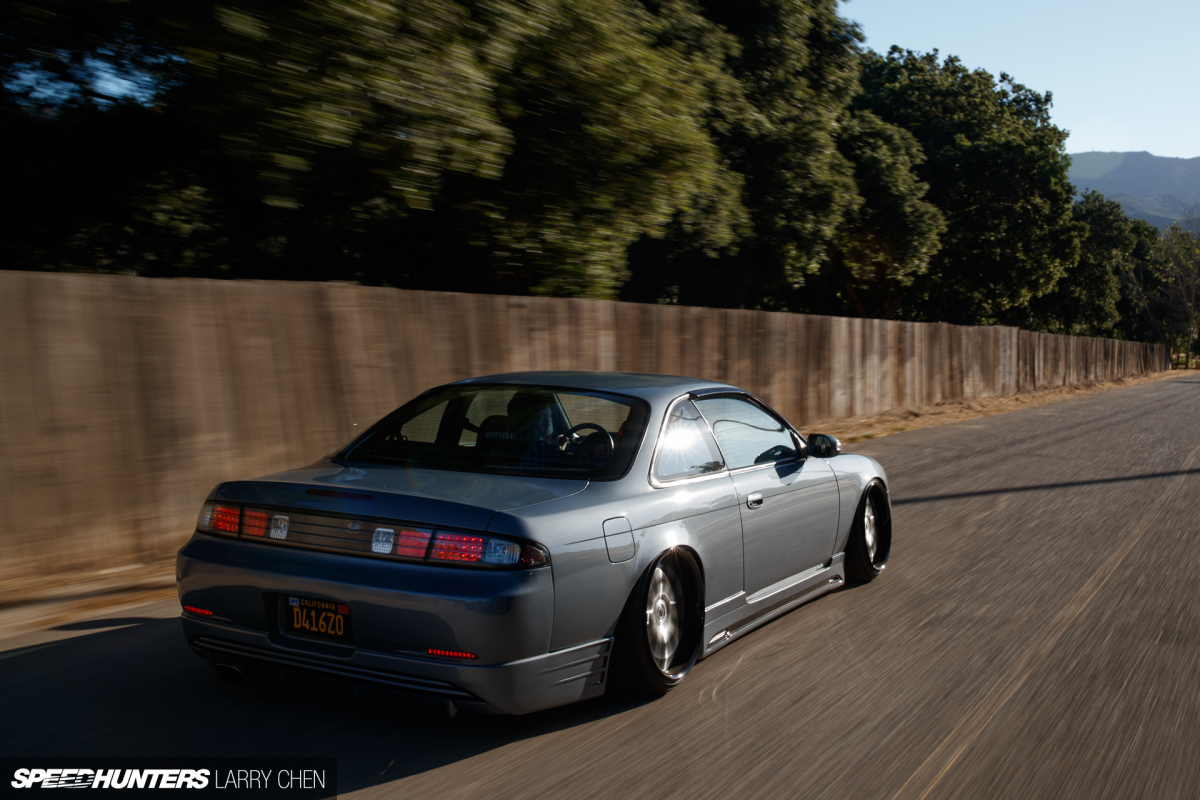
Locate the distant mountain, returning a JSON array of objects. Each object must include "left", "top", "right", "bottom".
[{"left": 1068, "top": 151, "right": 1200, "bottom": 228}]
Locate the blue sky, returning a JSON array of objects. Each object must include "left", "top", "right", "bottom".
[{"left": 843, "top": 0, "right": 1200, "bottom": 159}]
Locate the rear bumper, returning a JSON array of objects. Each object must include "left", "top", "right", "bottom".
[
  {"left": 177, "top": 533, "right": 610, "bottom": 714},
  {"left": 183, "top": 616, "right": 611, "bottom": 715}
]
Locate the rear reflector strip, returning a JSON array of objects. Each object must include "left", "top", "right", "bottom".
[
  {"left": 428, "top": 648, "right": 477, "bottom": 659},
  {"left": 183, "top": 605, "right": 213, "bottom": 616}
]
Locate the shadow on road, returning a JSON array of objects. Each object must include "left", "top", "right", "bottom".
[
  {"left": 0, "top": 618, "right": 653, "bottom": 793},
  {"left": 893, "top": 467, "right": 1200, "bottom": 506}
]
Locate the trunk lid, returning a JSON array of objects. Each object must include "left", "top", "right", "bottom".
[{"left": 214, "top": 459, "right": 588, "bottom": 530}]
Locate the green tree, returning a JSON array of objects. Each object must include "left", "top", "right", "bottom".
[
  {"left": 820, "top": 109, "right": 945, "bottom": 318},
  {"left": 418, "top": 0, "right": 744, "bottom": 297},
  {"left": 623, "top": 0, "right": 867, "bottom": 310},
  {"left": 1156, "top": 210, "right": 1200, "bottom": 365},
  {"left": 1026, "top": 191, "right": 1129, "bottom": 336},
  {"left": 855, "top": 48, "right": 1083, "bottom": 324},
  {"left": 3, "top": 0, "right": 742, "bottom": 295},
  {"left": 1114, "top": 218, "right": 1166, "bottom": 343}
]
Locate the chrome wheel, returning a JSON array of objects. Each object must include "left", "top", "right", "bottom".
[
  {"left": 645, "top": 565, "right": 680, "bottom": 673},
  {"left": 863, "top": 497, "right": 877, "bottom": 562}
]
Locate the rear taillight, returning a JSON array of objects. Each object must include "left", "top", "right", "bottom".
[
  {"left": 517, "top": 544, "right": 551, "bottom": 568},
  {"left": 194, "top": 500, "right": 548, "bottom": 567},
  {"left": 198, "top": 504, "right": 271, "bottom": 537},
  {"left": 212, "top": 506, "right": 240, "bottom": 533},
  {"left": 395, "top": 528, "right": 433, "bottom": 559},
  {"left": 371, "top": 528, "right": 395, "bottom": 554},
  {"left": 428, "top": 531, "right": 549, "bottom": 567},
  {"left": 430, "top": 532, "right": 485, "bottom": 562},
  {"left": 243, "top": 509, "right": 269, "bottom": 537}
]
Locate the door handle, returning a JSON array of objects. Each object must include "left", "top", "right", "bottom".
[{"left": 746, "top": 492, "right": 764, "bottom": 509}]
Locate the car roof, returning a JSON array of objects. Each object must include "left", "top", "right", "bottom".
[{"left": 453, "top": 371, "right": 737, "bottom": 404}]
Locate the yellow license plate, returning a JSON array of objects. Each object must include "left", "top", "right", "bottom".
[{"left": 284, "top": 595, "right": 353, "bottom": 644}]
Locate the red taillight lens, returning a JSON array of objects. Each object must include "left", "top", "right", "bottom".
[
  {"left": 430, "top": 533, "right": 484, "bottom": 562},
  {"left": 183, "top": 605, "right": 213, "bottom": 616},
  {"left": 395, "top": 528, "right": 433, "bottom": 559},
  {"left": 212, "top": 506, "right": 240, "bottom": 533},
  {"left": 426, "top": 532, "right": 546, "bottom": 566},
  {"left": 243, "top": 509, "right": 269, "bottom": 537}
]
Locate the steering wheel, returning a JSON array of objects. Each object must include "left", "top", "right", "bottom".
[{"left": 562, "top": 423, "right": 614, "bottom": 458}]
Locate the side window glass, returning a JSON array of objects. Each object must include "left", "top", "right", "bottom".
[
  {"left": 653, "top": 399, "right": 726, "bottom": 483},
  {"left": 693, "top": 396, "right": 797, "bottom": 470}
]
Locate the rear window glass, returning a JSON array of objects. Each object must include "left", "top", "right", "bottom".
[{"left": 342, "top": 384, "right": 649, "bottom": 480}]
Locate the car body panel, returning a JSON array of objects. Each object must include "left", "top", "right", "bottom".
[
  {"left": 177, "top": 371, "right": 889, "bottom": 713},
  {"left": 485, "top": 473, "right": 744, "bottom": 652},
  {"left": 825, "top": 454, "right": 889, "bottom": 555},
  {"left": 730, "top": 458, "right": 841, "bottom": 595}
]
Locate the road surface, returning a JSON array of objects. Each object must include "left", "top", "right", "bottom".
[{"left": 2, "top": 373, "right": 1198, "bottom": 799}]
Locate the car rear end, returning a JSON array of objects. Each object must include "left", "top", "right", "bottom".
[{"left": 176, "top": 477, "right": 608, "bottom": 715}]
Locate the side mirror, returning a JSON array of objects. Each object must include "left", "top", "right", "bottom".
[{"left": 806, "top": 433, "right": 842, "bottom": 458}]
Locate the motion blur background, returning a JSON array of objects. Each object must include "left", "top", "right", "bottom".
[{"left": 1, "top": 0, "right": 1194, "bottom": 583}]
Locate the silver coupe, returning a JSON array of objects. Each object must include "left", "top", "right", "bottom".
[{"left": 176, "top": 371, "right": 891, "bottom": 714}]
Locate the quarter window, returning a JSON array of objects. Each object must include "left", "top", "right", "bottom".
[
  {"left": 653, "top": 399, "right": 725, "bottom": 482},
  {"left": 693, "top": 395, "right": 797, "bottom": 470}
]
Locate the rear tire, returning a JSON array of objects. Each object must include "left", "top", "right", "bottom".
[
  {"left": 613, "top": 549, "right": 703, "bottom": 695},
  {"left": 845, "top": 485, "right": 890, "bottom": 582}
]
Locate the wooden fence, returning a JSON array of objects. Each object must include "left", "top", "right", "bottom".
[{"left": 0, "top": 271, "right": 1168, "bottom": 580}]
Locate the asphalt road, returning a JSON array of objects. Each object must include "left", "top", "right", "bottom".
[{"left": 2, "top": 374, "right": 1199, "bottom": 799}]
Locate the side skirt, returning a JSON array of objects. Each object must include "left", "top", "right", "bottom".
[{"left": 701, "top": 554, "right": 845, "bottom": 659}]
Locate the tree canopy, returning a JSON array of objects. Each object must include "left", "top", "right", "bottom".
[
  {"left": 854, "top": 48, "right": 1083, "bottom": 325},
  {"left": 1, "top": 0, "right": 1191, "bottom": 346}
]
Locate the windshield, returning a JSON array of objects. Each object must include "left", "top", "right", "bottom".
[{"left": 340, "top": 384, "right": 650, "bottom": 480}]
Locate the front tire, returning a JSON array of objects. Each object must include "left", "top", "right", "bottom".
[
  {"left": 614, "top": 550, "right": 703, "bottom": 695},
  {"left": 845, "top": 485, "right": 890, "bottom": 582}
]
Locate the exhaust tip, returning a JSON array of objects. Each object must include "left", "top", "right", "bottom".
[{"left": 214, "top": 663, "right": 244, "bottom": 684}]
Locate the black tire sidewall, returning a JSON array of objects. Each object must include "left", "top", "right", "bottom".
[{"left": 846, "top": 483, "right": 889, "bottom": 582}]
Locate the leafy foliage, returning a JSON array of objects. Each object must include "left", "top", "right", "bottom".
[
  {"left": 1154, "top": 212, "right": 1200, "bottom": 359},
  {"left": 1025, "top": 191, "right": 1128, "bottom": 336},
  {"left": 4, "top": 0, "right": 742, "bottom": 295},
  {"left": 0, "top": 0, "right": 1176, "bottom": 343},
  {"left": 855, "top": 49, "right": 1083, "bottom": 324},
  {"left": 624, "top": 0, "right": 867, "bottom": 310},
  {"left": 819, "top": 109, "right": 945, "bottom": 318}
]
